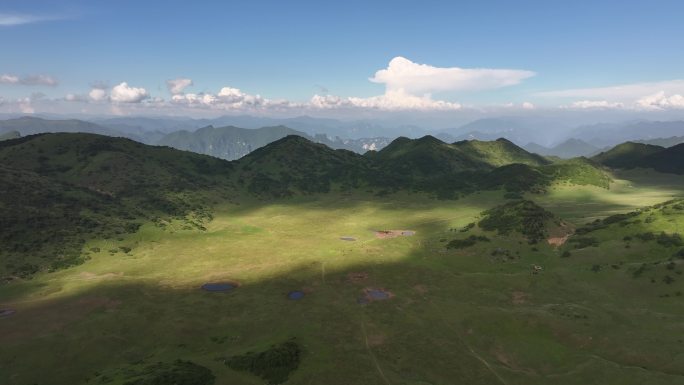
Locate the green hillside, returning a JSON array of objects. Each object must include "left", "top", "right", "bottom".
[
  {"left": 234, "top": 135, "right": 372, "bottom": 196},
  {"left": 452, "top": 138, "right": 550, "bottom": 167},
  {"left": 0, "top": 133, "right": 235, "bottom": 278},
  {"left": 592, "top": 141, "right": 684, "bottom": 174},
  {"left": 637, "top": 143, "right": 684, "bottom": 174},
  {"left": 1, "top": 132, "right": 684, "bottom": 385},
  {"left": 592, "top": 142, "right": 665, "bottom": 168}
]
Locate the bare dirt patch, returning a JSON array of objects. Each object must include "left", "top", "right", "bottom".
[
  {"left": 413, "top": 284, "right": 428, "bottom": 294},
  {"left": 547, "top": 223, "right": 574, "bottom": 247},
  {"left": 367, "top": 333, "right": 386, "bottom": 347},
  {"left": 512, "top": 291, "right": 528, "bottom": 305},
  {"left": 347, "top": 272, "right": 369, "bottom": 283},
  {"left": 374, "top": 230, "right": 416, "bottom": 239}
]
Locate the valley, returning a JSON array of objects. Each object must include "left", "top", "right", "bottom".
[{"left": 1, "top": 133, "right": 684, "bottom": 384}]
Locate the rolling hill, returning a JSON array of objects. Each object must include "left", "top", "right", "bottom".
[
  {"left": 592, "top": 142, "right": 667, "bottom": 169},
  {"left": 0, "top": 133, "right": 235, "bottom": 278}
]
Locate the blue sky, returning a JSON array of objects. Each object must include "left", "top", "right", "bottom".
[{"left": 2, "top": 0, "right": 684, "bottom": 116}]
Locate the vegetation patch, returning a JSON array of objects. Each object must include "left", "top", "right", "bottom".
[
  {"left": 478, "top": 200, "right": 561, "bottom": 243},
  {"left": 568, "top": 237, "right": 599, "bottom": 249},
  {"left": 446, "top": 235, "right": 490, "bottom": 249},
  {"left": 225, "top": 339, "right": 301, "bottom": 385},
  {"left": 96, "top": 360, "right": 215, "bottom": 385}
]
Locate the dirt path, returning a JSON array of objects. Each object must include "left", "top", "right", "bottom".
[
  {"left": 426, "top": 300, "right": 508, "bottom": 385},
  {"left": 361, "top": 320, "right": 391, "bottom": 385}
]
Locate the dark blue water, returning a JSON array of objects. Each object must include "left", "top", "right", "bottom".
[
  {"left": 401, "top": 231, "right": 415, "bottom": 236},
  {"left": 288, "top": 291, "right": 305, "bottom": 300},
  {"left": 367, "top": 289, "right": 390, "bottom": 300},
  {"left": 201, "top": 283, "right": 236, "bottom": 292},
  {"left": 0, "top": 309, "right": 15, "bottom": 317},
  {"left": 340, "top": 237, "right": 356, "bottom": 241}
]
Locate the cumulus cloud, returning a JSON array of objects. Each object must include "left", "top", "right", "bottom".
[
  {"left": 110, "top": 82, "right": 149, "bottom": 103},
  {"left": 370, "top": 56, "right": 535, "bottom": 94},
  {"left": 0, "top": 73, "right": 58, "bottom": 86},
  {"left": 636, "top": 92, "right": 684, "bottom": 110},
  {"left": 308, "top": 57, "right": 532, "bottom": 111},
  {"left": 169, "top": 86, "right": 294, "bottom": 111},
  {"left": 166, "top": 78, "right": 193, "bottom": 94},
  {"left": 89, "top": 87, "right": 108, "bottom": 102}
]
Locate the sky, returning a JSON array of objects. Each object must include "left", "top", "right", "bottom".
[{"left": 1, "top": 0, "right": 684, "bottom": 119}]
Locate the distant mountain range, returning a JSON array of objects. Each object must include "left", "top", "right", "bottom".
[
  {"left": 1, "top": 115, "right": 683, "bottom": 162},
  {"left": 441, "top": 117, "right": 684, "bottom": 149},
  {"left": 523, "top": 139, "right": 604, "bottom": 159},
  {"left": 0, "top": 117, "right": 392, "bottom": 159}
]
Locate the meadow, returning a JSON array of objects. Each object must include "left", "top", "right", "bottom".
[{"left": 1, "top": 171, "right": 684, "bottom": 385}]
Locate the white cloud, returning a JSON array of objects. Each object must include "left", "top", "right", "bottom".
[
  {"left": 309, "top": 57, "right": 533, "bottom": 111},
  {"left": 89, "top": 88, "right": 108, "bottom": 102},
  {"left": 0, "top": 74, "right": 19, "bottom": 83},
  {"left": 18, "top": 97, "right": 34, "bottom": 114},
  {"left": 636, "top": 92, "right": 684, "bottom": 110},
  {"left": 166, "top": 78, "right": 193, "bottom": 94},
  {"left": 538, "top": 79, "right": 684, "bottom": 101},
  {"left": 311, "top": 89, "right": 461, "bottom": 111},
  {"left": 0, "top": 73, "right": 58, "bottom": 86},
  {"left": 522, "top": 102, "right": 535, "bottom": 110},
  {"left": 0, "top": 13, "right": 52, "bottom": 26},
  {"left": 565, "top": 100, "right": 625, "bottom": 109},
  {"left": 110, "top": 82, "right": 149, "bottom": 103},
  {"left": 170, "top": 86, "right": 294, "bottom": 111},
  {"left": 370, "top": 56, "right": 535, "bottom": 94}
]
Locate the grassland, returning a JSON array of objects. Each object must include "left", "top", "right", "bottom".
[{"left": 2, "top": 170, "right": 684, "bottom": 384}]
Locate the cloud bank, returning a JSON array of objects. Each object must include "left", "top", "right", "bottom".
[{"left": 0, "top": 74, "right": 58, "bottom": 86}]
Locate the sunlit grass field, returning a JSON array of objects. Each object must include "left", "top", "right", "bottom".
[{"left": 2, "top": 171, "right": 684, "bottom": 384}]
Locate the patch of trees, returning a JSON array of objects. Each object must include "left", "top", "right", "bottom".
[
  {"left": 120, "top": 360, "right": 215, "bottom": 385},
  {"left": 633, "top": 232, "right": 683, "bottom": 247},
  {"left": 478, "top": 200, "right": 556, "bottom": 243},
  {"left": 225, "top": 339, "right": 301, "bottom": 385},
  {"left": 446, "top": 235, "right": 491, "bottom": 249},
  {"left": 568, "top": 237, "right": 600, "bottom": 249}
]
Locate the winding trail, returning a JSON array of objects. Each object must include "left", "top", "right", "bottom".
[{"left": 361, "top": 320, "right": 391, "bottom": 385}]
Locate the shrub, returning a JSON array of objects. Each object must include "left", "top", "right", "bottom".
[
  {"left": 459, "top": 223, "right": 475, "bottom": 232},
  {"left": 569, "top": 237, "right": 599, "bottom": 249}
]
